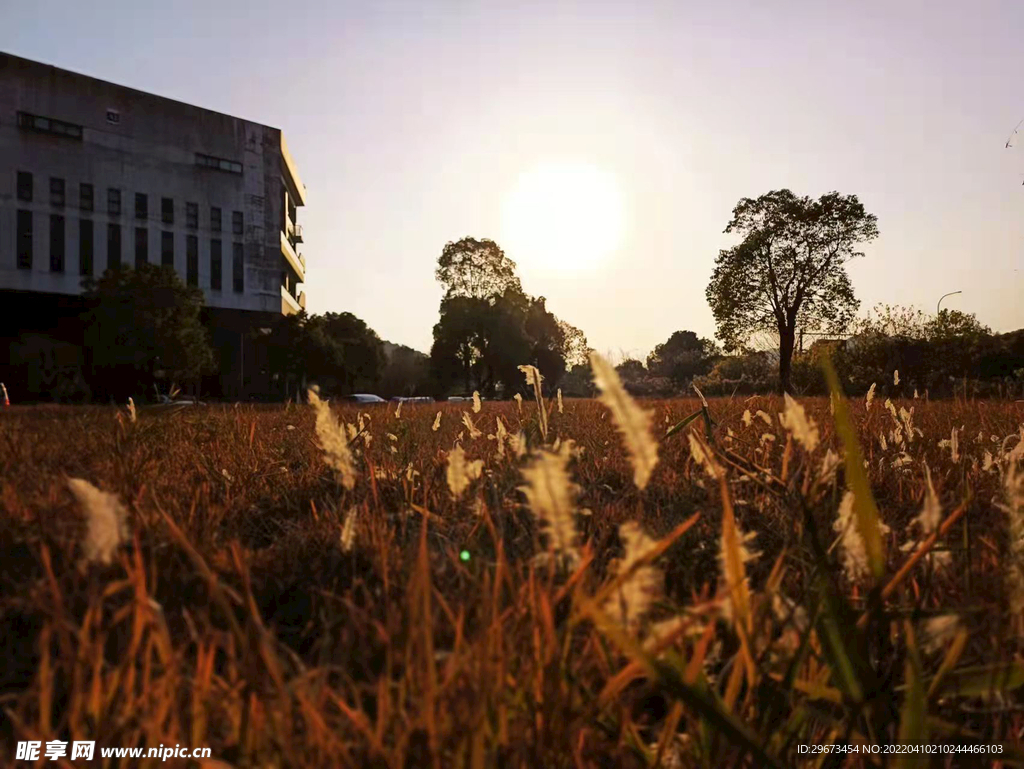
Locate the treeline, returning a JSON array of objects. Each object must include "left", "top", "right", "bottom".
[
  {"left": 66, "top": 200, "right": 1022, "bottom": 402},
  {"left": 611, "top": 305, "right": 1024, "bottom": 399}
]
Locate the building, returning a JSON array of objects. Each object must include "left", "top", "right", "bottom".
[{"left": 0, "top": 51, "right": 307, "bottom": 400}]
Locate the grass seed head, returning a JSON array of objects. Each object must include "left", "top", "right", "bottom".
[
  {"left": 308, "top": 388, "right": 358, "bottom": 490},
  {"left": 462, "top": 412, "right": 483, "bottom": 439},
  {"left": 68, "top": 478, "right": 130, "bottom": 567},
  {"left": 519, "top": 443, "right": 580, "bottom": 566},
  {"left": 589, "top": 352, "right": 659, "bottom": 490},
  {"left": 780, "top": 393, "right": 819, "bottom": 453},
  {"left": 446, "top": 444, "right": 483, "bottom": 499},
  {"left": 604, "top": 521, "right": 661, "bottom": 635}
]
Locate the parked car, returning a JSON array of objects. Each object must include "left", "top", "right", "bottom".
[
  {"left": 390, "top": 396, "right": 435, "bottom": 404},
  {"left": 344, "top": 394, "right": 387, "bottom": 404}
]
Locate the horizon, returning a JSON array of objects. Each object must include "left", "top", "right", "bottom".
[{"left": 4, "top": 1, "right": 1023, "bottom": 360}]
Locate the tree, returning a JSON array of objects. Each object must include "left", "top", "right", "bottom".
[
  {"left": 430, "top": 237, "right": 590, "bottom": 397},
  {"left": 646, "top": 330, "right": 719, "bottom": 386},
  {"left": 925, "top": 309, "right": 990, "bottom": 343},
  {"left": 560, "top": 362, "right": 596, "bottom": 397},
  {"left": 525, "top": 297, "right": 569, "bottom": 392},
  {"left": 559, "top": 320, "right": 590, "bottom": 368},
  {"left": 854, "top": 303, "right": 929, "bottom": 340},
  {"left": 82, "top": 263, "right": 215, "bottom": 400},
  {"left": 430, "top": 292, "right": 531, "bottom": 396},
  {"left": 266, "top": 311, "right": 385, "bottom": 397},
  {"left": 309, "top": 312, "right": 385, "bottom": 393},
  {"left": 435, "top": 238, "right": 523, "bottom": 301},
  {"left": 706, "top": 189, "right": 879, "bottom": 393},
  {"left": 380, "top": 342, "right": 430, "bottom": 397},
  {"left": 615, "top": 358, "right": 647, "bottom": 380}
]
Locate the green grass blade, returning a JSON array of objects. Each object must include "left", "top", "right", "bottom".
[
  {"left": 665, "top": 409, "right": 704, "bottom": 439},
  {"left": 895, "top": 622, "right": 927, "bottom": 769},
  {"left": 819, "top": 354, "right": 885, "bottom": 583},
  {"left": 931, "top": 662, "right": 1024, "bottom": 699}
]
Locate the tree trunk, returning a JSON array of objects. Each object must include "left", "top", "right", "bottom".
[{"left": 778, "top": 326, "right": 796, "bottom": 395}]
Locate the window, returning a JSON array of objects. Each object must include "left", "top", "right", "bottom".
[
  {"left": 210, "top": 206, "right": 222, "bottom": 232},
  {"left": 17, "top": 111, "right": 83, "bottom": 139},
  {"left": 80, "top": 183, "right": 94, "bottom": 212},
  {"left": 135, "top": 227, "right": 148, "bottom": 267},
  {"left": 49, "top": 215, "right": 65, "bottom": 273},
  {"left": 161, "top": 197, "right": 174, "bottom": 225},
  {"left": 161, "top": 231, "right": 174, "bottom": 267},
  {"left": 135, "top": 193, "right": 148, "bottom": 220},
  {"left": 107, "top": 223, "right": 121, "bottom": 269},
  {"left": 186, "top": 235, "right": 198, "bottom": 286},
  {"left": 232, "top": 211, "right": 243, "bottom": 236},
  {"left": 108, "top": 188, "right": 121, "bottom": 216},
  {"left": 17, "top": 210, "right": 32, "bottom": 270},
  {"left": 195, "top": 153, "right": 242, "bottom": 174},
  {"left": 50, "top": 177, "right": 65, "bottom": 207},
  {"left": 232, "top": 242, "right": 243, "bottom": 293},
  {"left": 210, "top": 239, "right": 222, "bottom": 290},
  {"left": 17, "top": 171, "right": 32, "bottom": 202},
  {"left": 79, "top": 219, "right": 94, "bottom": 277},
  {"left": 186, "top": 202, "right": 198, "bottom": 229},
  {"left": 106, "top": 109, "right": 120, "bottom": 124}
]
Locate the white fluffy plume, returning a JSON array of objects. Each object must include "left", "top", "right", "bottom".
[{"left": 68, "top": 478, "right": 130, "bottom": 566}]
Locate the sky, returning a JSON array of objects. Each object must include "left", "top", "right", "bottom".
[{"left": 5, "top": 0, "right": 1024, "bottom": 361}]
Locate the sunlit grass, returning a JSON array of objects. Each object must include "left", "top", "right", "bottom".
[{"left": 1, "top": 390, "right": 1023, "bottom": 766}]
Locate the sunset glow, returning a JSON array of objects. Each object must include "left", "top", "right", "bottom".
[{"left": 501, "top": 161, "right": 625, "bottom": 272}]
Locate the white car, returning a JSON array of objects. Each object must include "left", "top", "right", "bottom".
[{"left": 344, "top": 394, "right": 387, "bottom": 404}]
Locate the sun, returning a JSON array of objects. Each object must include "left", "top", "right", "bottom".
[{"left": 501, "top": 161, "right": 625, "bottom": 272}]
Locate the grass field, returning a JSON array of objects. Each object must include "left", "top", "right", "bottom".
[{"left": 2, "top": 383, "right": 1024, "bottom": 767}]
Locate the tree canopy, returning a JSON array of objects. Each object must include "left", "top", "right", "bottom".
[
  {"left": 435, "top": 237, "right": 523, "bottom": 301},
  {"left": 379, "top": 342, "right": 430, "bottom": 397},
  {"left": 81, "top": 263, "right": 215, "bottom": 400},
  {"left": 429, "top": 237, "right": 589, "bottom": 396},
  {"left": 266, "top": 310, "right": 384, "bottom": 396},
  {"left": 646, "top": 330, "right": 719, "bottom": 386},
  {"left": 706, "top": 189, "right": 878, "bottom": 393}
]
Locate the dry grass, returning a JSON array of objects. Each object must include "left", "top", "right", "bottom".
[{"left": 1, "top": 392, "right": 1024, "bottom": 767}]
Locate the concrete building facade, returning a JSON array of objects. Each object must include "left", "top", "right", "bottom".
[{"left": 0, "top": 52, "right": 307, "bottom": 399}]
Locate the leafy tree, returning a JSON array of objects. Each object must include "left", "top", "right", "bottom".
[
  {"left": 925, "top": 309, "right": 990, "bottom": 343},
  {"left": 380, "top": 342, "right": 430, "bottom": 397},
  {"left": 706, "top": 189, "right": 879, "bottom": 393},
  {"left": 615, "top": 358, "right": 647, "bottom": 380},
  {"left": 853, "top": 303, "right": 929, "bottom": 340},
  {"left": 309, "top": 312, "right": 385, "bottom": 393},
  {"left": 266, "top": 311, "right": 384, "bottom": 396},
  {"left": 429, "top": 238, "right": 589, "bottom": 396},
  {"left": 430, "top": 292, "right": 531, "bottom": 396},
  {"left": 646, "top": 330, "right": 719, "bottom": 386},
  {"left": 82, "top": 263, "right": 215, "bottom": 400},
  {"left": 559, "top": 320, "right": 590, "bottom": 368},
  {"left": 525, "top": 297, "right": 570, "bottom": 392},
  {"left": 559, "top": 362, "right": 596, "bottom": 397},
  {"left": 435, "top": 237, "right": 523, "bottom": 301}
]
